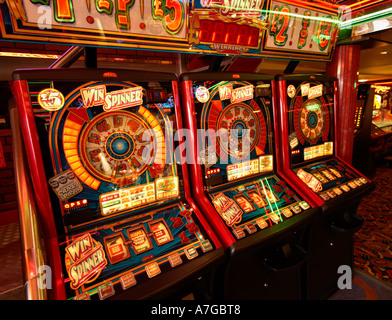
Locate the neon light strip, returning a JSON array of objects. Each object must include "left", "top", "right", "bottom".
[
  {"left": 349, "top": 0, "right": 388, "bottom": 11},
  {"left": 155, "top": 103, "right": 177, "bottom": 176},
  {"left": 340, "top": 7, "right": 392, "bottom": 28},
  {"left": 0, "top": 52, "right": 59, "bottom": 59},
  {"left": 264, "top": 178, "right": 282, "bottom": 222},
  {"left": 259, "top": 178, "right": 281, "bottom": 222}
]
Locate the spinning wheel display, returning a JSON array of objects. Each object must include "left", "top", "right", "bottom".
[
  {"left": 215, "top": 102, "right": 265, "bottom": 161},
  {"left": 79, "top": 109, "right": 163, "bottom": 185},
  {"left": 290, "top": 89, "right": 330, "bottom": 146}
]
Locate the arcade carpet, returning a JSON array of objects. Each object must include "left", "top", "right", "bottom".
[
  {"left": 0, "top": 221, "right": 24, "bottom": 300},
  {"left": 1, "top": 167, "right": 392, "bottom": 300},
  {"left": 353, "top": 166, "right": 392, "bottom": 286}
]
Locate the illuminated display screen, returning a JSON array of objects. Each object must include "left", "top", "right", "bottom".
[
  {"left": 199, "top": 20, "right": 260, "bottom": 47},
  {"left": 192, "top": 79, "right": 274, "bottom": 189},
  {"left": 146, "top": 89, "right": 168, "bottom": 103},
  {"left": 354, "top": 106, "right": 363, "bottom": 130},
  {"left": 286, "top": 79, "right": 335, "bottom": 167}
]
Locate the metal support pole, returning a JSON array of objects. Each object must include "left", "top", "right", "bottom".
[
  {"left": 177, "top": 53, "right": 188, "bottom": 75},
  {"left": 84, "top": 46, "right": 97, "bottom": 68},
  {"left": 49, "top": 46, "right": 84, "bottom": 69},
  {"left": 10, "top": 99, "right": 47, "bottom": 300}
]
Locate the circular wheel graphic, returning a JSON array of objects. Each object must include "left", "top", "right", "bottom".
[
  {"left": 79, "top": 110, "right": 155, "bottom": 183},
  {"left": 299, "top": 99, "right": 325, "bottom": 142},
  {"left": 292, "top": 96, "right": 330, "bottom": 145},
  {"left": 216, "top": 103, "right": 260, "bottom": 160}
]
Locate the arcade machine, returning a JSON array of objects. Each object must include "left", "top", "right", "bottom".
[
  {"left": 180, "top": 72, "right": 319, "bottom": 300},
  {"left": 12, "top": 68, "right": 225, "bottom": 300},
  {"left": 352, "top": 84, "right": 375, "bottom": 176},
  {"left": 275, "top": 74, "right": 374, "bottom": 299},
  {"left": 370, "top": 87, "right": 392, "bottom": 164}
]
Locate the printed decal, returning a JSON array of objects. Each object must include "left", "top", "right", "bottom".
[
  {"left": 38, "top": 88, "right": 65, "bottom": 111},
  {"left": 195, "top": 86, "right": 210, "bottom": 103},
  {"left": 212, "top": 192, "right": 243, "bottom": 226},
  {"left": 80, "top": 85, "right": 143, "bottom": 111},
  {"left": 49, "top": 169, "right": 83, "bottom": 201},
  {"left": 65, "top": 233, "right": 108, "bottom": 290}
]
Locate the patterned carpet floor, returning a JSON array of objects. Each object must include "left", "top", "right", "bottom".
[{"left": 354, "top": 166, "right": 392, "bottom": 285}]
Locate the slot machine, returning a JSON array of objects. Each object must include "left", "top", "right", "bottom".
[
  {"left": 12, "top": 68, "right": 225, "bottom": 300},
  {"left": 275, "top": 74, "right": 374, "bottom": 299},
  {"left": 352, "top": 84, "right": 375, "bottom": 176},
  {"left": 369, "top": 85, "right": 392, "bottom": 166},
  {"left": 180, "top": 72, "right": 319, "bottom": 300}
]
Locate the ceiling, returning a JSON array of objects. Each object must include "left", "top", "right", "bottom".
[{"left": 357, "top": 28, "right": 392, "bottom": 82}]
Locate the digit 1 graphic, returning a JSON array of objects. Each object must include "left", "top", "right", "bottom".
[
  {"left": 140, "top": 0, "right": 144, "bottom": 19},
  {"left": 269, "top": 6, "right": 279, "bottom": 34},
  {"left": 54, "top": 0, "right": 75, "bottom": 23}
]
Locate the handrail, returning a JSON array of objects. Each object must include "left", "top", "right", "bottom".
[
  {"left": 49, "top": 46, "right": 84, "bottom": 69},
  {"left": 9, "top": 99, "right": 47, "bottom": 300}
]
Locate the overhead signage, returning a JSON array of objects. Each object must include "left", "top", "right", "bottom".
[
  {"left": 0, "top": 0, "right": 187, "bottom": 49},
  {"left": 189, "top": 0, "right": 269, "bottom": 55},
  {"left": 0, "top": 0, "right": 340, "bottom": 61},
  {"left": 263, "top": 0, "right": 339, "bottom": 59}
]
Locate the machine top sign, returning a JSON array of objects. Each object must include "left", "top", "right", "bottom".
[{"left": 0, "top": 0, "right": 339, "bottom": 61}]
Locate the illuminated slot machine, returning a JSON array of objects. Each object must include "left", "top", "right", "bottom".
[
  {"left": 12, "top": 68, "right": 225, "bottom": 300},
  {"left": 352, "top": 84, "right": 375, "bottom": 176},
  {"left": 180, "top": 72, "right": 319, "bottom": 300},
  {"left": 275, "top": 74, "right": 375, "bottom": 299},
  {"left": 369, "top": 86, "right": 392, "bottom": 163}
]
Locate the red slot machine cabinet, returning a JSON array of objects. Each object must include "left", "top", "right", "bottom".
[
  {"left": 275, "top": 74, "right": 375, "bottom": 299},
  {"left": 180, "top": 72, "right": 319, "bottom": 300},
  {"left": 12, "top": 68, "right": 225, "bottom": 300}
]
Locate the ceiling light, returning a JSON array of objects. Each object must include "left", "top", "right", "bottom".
[{"left": 380, "top": 51, "right": 388, "bottom": 55}]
